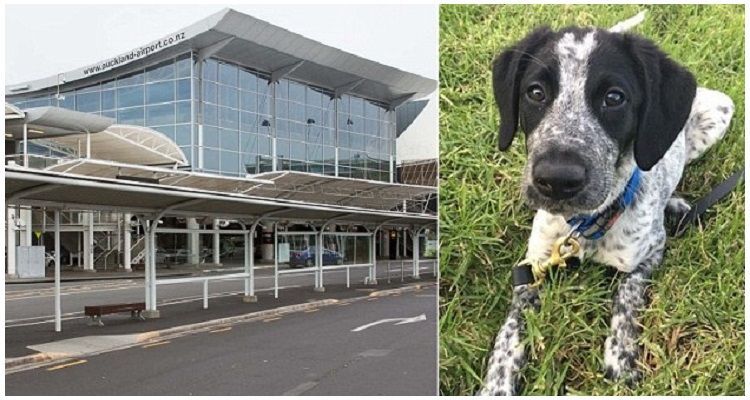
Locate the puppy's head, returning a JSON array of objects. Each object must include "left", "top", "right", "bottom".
[{"left": 493, "top": 27, "right": 696, "bottom": 215}]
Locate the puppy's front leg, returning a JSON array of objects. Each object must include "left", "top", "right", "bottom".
[
  {"left": 603, "top": 247, "right": 663, "bottom": 385},
  {"left": 479, "top": 284, "right": 540, "bottom": 396}
]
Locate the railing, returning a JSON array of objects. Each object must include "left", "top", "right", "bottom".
[{"left": 156, "top": 272, "right": 251, "bottom": 309}]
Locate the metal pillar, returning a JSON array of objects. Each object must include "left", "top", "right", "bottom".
[
  {"left": 19, "top": 209, "right": 32, "bottom": 246},
  {"left": 143, "top": 219, "right": 160, "bottom": 318},
  {"left": 187, "top": 218, "right": 200, "bottom": 265},
  {"left": 142, "top": 218, "right": 151, "bottom": 310},
  {"left": 273, "top": 222, "right": 279, "bottom": 299},
  {"left": 412, "top": 227, "right": 420, "bottom": 279},
  {"left": 54, "top": 210, "right": 61, "bottom": 332},
  {"left": 22, "top": 123, "right": 28, "bottom": 167},
  {"left": 212, "top": 218, "right": 221, "bottom": 266},
  {"left": 6, "top": 208, "right": 16, "bottom": 277},
  {"left": 82, "top": 212, "right": 94, "bottom": 271},
  {"left": 369, "top": 232, "right": 377, "bottom": 284},
  {"left": 314, "top": 229, "right": 325, "bottom": 292},
  {"left": 122, "top": 213, "right": 132, "bottom": 271},
  {"left": 242, "top": 222, "right": 256, "bottom": 303}
]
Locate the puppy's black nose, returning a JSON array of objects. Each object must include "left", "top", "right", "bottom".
[{"left": 532, "top": 153, "right": 587, "bottom": 200}]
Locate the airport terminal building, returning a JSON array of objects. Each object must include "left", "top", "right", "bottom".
[{"left": 5, "top": 8, "right": 437, "bottom": 322}]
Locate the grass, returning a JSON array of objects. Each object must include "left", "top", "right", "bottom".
[{"left": 439, "top": 4, "right": 744, "bottom": 395}]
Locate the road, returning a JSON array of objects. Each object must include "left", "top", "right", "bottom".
[{"left": 5, "top": 289, "right": 437, "bottom": 395}]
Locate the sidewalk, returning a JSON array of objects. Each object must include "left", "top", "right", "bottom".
[{"left": 5, "top": 280, "right": 432, "bottom": 360}]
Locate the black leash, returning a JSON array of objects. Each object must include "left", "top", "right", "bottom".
[{"left": 671, "top": 168, "right": 744, "bottom": 237}]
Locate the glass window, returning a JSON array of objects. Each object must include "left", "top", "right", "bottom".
[
  {"left": 219, "top": 85, "right": 238, "bottom": 108},
  {"left": 240, "top": 112, "right": 258, "bottom": 133},
  {"left": 220, "top": 128, "right": 239, "bottom": 151},
  {"left": 147, "top": 81, "right": 175, "bottom": 104},
  {"left": 204, "top": 148, "right": 220, "bottom": 171},
  {"left": 58, "top": 92, "right": 75, "bottom": 109},
  {"left": 77, "top": 84, "right": 99, "bottom": 94},
  {"left": 275, "top": 119, "right": 289, "bottom": 139},
  {"left": 76, "top": 92, "right": 100, "bottom": 113},
  {"left": 239, "top": 68, "right": 257, "bottom": 92},
  {"left": 203, "top": 125, "right": 219, "bottom": 148},
  {"left": 101, "top": 90, "right": 115, "bottom": 110},
  {"left": 258, "top": 135, "right": 271, "bottom": 156},
  {"left": 117, "top": 71, "right": 144, "bottom": 87},
  {"left": 289, "top": 102, "right": 304, "bottom": 123},
  {"left": 153, "top": 125, "right": 175, "bottom": 140},
  {"left": 258, "top": 95, "right": 271, "bottom": 115},
  {"left": 289, "top": 82, "right": 305, "bottom": 103},
  {"left": 218, "top": 62, "right": 238, "bottom": 86},
  {"left": 176, "top": 101, "right": 191, "bottom": 123},
  {"left": 203, "top": 81, "right": 217, "bottom": 104},
  {"left": 146, "top": 103, "right": 175, "bottom": 126},
  {"left": 221, "top": 151, "right": 239, "bottom": 174},
  {"left": 203, "top": 104, "right": 218, "bottom": 126},
  {"left": 101, "top": 80, "right": 115, "bottom": 90},
  {"left": 275, "top": 98, "right": 287, "bottom": 119},
  {"left": 277, "top": 139, "right": 290, "bottom": 159},
  {"left": 175, "top": 53, "right": 192, "bottom": 78},
  {"left": 219, "top": 107, "right": 238, "bottom": 129},
  {"left": 240, "top": 132, "right": 257, "bottom": 154},
  {"left": 117, "top": 86, "right": 144, "bottom": 108},
  {"left": 118, "top": 107, "right": 144, "bottom": 125},
  {"left": 175, "top": 124, "right": 191, "bottom": 146},
  {"left": 306, "top": 87, "right": 322, "bottom": 108},
  {"left": 307, "top": 144, "right": 322, "bottom": 163},
  {"left": 290, "top": 141, "right": 305, "bottom": 160},
  {"left": 176, "top": 79, "right": 191, "bottom": 101},
  {"left": 101, "top": 110, "right": 116, "bottom": 119},
  {"left": 146, "top": 60, "right": 174, "bottom": 82},
  {"left": 203, "top": 59, "right": 218, "bottom": 81},
  {"left": 240, "top": 91, "right": 257, "bottom": 112},
  {"left": 323, "top": 146, "right": 335, "bottom": 162}
]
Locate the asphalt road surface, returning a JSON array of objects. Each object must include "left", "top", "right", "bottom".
[{"left": 5, "top": 289, "right": 437, "bottom": 395}]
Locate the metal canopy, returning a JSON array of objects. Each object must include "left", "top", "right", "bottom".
[
  {"left": 6, "top": 166, "right": 435, "bottom": 227},
  {"left": 5, "top": 102, "right": 24, "bottom": 119},
  {"left": 42, "top": 125, "right": 188, "bottom": 166},
  {"left": 6, "top": 8, "right": 436, "bottom": 105},
  {"left": 246, "top": 171, "right": 436, "bottom": 211},
  {"left": 4, "top": 106, "right": 114, "bottom": 139}
]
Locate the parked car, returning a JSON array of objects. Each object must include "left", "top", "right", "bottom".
[{"left": 289, "top": 247, "right": 344, "bottom": 268}]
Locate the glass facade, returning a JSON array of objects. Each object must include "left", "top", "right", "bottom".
[{"left": 10, "top": 52, "right": 396, "bottom": 182}]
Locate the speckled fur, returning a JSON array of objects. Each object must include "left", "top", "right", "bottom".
[{"left": 481, "top": 29, "right": 734, "bottom": 395}]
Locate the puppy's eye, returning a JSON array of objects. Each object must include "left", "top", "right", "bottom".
[
  {"left": 526, "top": 84, "right": 546, "bottom": 103},
  {"left": 603, "top": 89, "right": 626, "bottom": 108}
]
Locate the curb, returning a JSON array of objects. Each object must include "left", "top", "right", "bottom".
[{"left": 368, "top": 283, "right": 428, "bottom": 297}]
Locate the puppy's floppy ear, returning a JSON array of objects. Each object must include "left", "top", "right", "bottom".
[
  {"left": 493, "top": 27, "right": 554, "bottom": 151},
  {"left": 626, "top": 34, "right": 697, "bottom": 170}
]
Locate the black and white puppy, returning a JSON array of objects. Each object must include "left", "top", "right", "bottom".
[{"left": 479, "top": 24, "right": 734, "bottom": 395}]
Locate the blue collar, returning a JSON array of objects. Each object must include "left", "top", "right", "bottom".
[{"left": 566, "top": 168, "right": 642, "bottom": 240}]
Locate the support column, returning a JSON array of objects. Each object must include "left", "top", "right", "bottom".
[
  {"left": 212, "top": 218, "right": 221, "bottom": 266},
  {"left": 273, "top": 223, "right": 279, "bottom": 299},
  {"left": 122, "top": 213, "right": 132, "bottom": 272},
  {"left": 6, "top": 208, "right": 17, "bottom": 277},
  {"left": 82, "top": 212, "right": 94, "bottom": 271},
  {"left": 19, "top": 209, "right": 32, "bottom": 246},
  {"left": 242, "top": 227, "right": 257, "bottom": 303},
  {"left": 413, "top": 228, "right": 420, "bottom": 279},
  {"left": 314, "top": 230, "right": 325, "bottom": 292},
  {"left": 187, "top": 218, "right": 200, "bottom": 265},
  {"left": 143, "top": 220, "right": 160, "bottom": 318},
  {"left": 54, "top": 210, "right": 61, "bottom": 332},
  {"left": 368, "top": 232, "right": 378, "bottom": 285},
  {"left": 261, "top": 225, "right": 274, "bottom": 261},
  {"left": 142, "top": 219, "right": 151, "bottom": 310}
]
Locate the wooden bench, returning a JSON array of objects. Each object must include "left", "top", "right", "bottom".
[{"left": 84, "top": 302, "right": 146, "bottom": 326}]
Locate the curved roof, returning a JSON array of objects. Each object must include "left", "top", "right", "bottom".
[
  {"left": 5, "top": 106, "right": 114, "bottom": 139},
  {"left": 6, "top": 8, "right": 436, "bottom": 105},
  {"left": 45, "top": 125, "right": 188, "bottom": 166}
]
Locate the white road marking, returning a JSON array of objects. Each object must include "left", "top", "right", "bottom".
[{"left": 351, "top": 314, "right": 427, "bottom": 332}]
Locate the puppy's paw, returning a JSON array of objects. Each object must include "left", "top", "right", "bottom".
[{"left": 603, "top": 335, "right": 643, "bottom": 387}]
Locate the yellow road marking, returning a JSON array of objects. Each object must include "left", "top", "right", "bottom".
[
  {"left": 142, "top": 340, "right": 171, "bottom": 348},
  {"left": 304, "top": 309, "right": 319, "bottom": 313},
  {"left": 263, "top": 317, "right": 281, "bottom": 323},
  {"left": 47, "top": 359, "right": 87, "bottom": 371},
  {"left": 210, "top": 326, "right": 232, "bottom": 333}
]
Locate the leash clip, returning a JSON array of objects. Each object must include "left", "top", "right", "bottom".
[{"left": 521, "top": 235, "right": 581, "bottom": 287}]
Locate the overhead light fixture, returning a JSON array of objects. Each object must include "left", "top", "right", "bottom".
[
  {"left": 346, "top": 118, "right": 354, "bottom": 125},
  {"left": 306, "top": 118, "right": 316, "bottom": 124},
  {"left": 28, "top": 129, "right": 45, "bottom": 134},
  {"left": 5, "top": 133, "right": 13, "bottom": 138},
  {"left": 261, "top": 119, "right": 271, "bottom": 127}
]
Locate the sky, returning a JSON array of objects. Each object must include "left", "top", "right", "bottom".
[{"left": 5, "top": 4, "right": 438, "bottom": 160}]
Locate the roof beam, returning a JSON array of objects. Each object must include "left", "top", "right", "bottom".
[
  {"left": 333, "top": 79, "right": 365, "bottom": 99},
  {"left": 387, "top": 93, "right": 417, "bottom": 111},
  {"left": 8, "top": 184, "right": 60, "bottom": 203},
  {"left": 270, "top": 61, "right": 305, "bottom": 83},
  {"left": 196, "top": 36, "right": 235, "bottom": 63}
]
